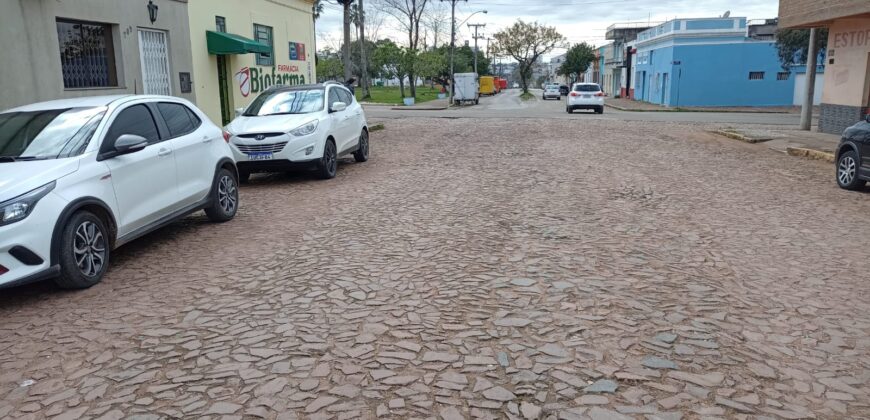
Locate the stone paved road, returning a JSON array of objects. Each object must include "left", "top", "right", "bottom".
[{"left": 2, "top": 117, "right": 870, "bottom": 419}]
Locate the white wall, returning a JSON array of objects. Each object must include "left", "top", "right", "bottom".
[{"left": 793, "top": 73, "right": 825, "bottom": 106}]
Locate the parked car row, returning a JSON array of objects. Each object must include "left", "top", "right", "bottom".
[{"left": 0, "top": 81, "right": 369, "bottom": 289}]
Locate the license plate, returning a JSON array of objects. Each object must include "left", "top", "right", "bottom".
[
  {"left": 583, "top": 95, "right": 592, "bottom": 98},
  {"left": 247, "top": 152, "right": 273, "bottom": 161}
]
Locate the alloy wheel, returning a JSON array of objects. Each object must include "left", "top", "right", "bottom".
[
  {"left": 325, "top": 142, "right": 337, "bottom": 175},
  {"left": 360, "top": 131, "right": 369, "bottom": 159},
  {"left": 218, "top": 175, "right": 238, "bottom": 214},
  {"left": 73, "top": 221, "right": 106, "bottom": 277},
  {"left": 839, "top": 156, "right": 857, "bottom": 185}
]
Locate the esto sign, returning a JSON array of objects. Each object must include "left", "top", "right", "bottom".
[{"left": 234, "top": 65, "right": 307, "bottom": 97}]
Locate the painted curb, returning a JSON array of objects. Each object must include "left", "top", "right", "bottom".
[
  {"left": 786, "top": 147, "right": 835, "bottom": 163},
  {"left": 606, "top": 104, "right": 790, "bottom": 114},
  {"left": 388, "top": 107, "right": 449, "bottom": 111}
]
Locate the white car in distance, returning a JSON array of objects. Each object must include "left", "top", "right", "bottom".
[
  {"left": 542, "top": 84, "right": 562, "bottom": 100},
  {"left": 224, "top": 82, "right": 370, "bottom": 181},
  {"left": 0, "top": 95, "right": 239, "bottom": 289},
  {"left": 566, "top": 83, "right": 606, "bottom": 114}
]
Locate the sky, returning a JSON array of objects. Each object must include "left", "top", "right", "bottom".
[{"left": 314, "top": 0, "right": 780, "bottom": 60}]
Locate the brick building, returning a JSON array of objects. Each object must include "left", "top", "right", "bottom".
[{"left": 779, "top": 0, "right": 870, "bottom": 133}]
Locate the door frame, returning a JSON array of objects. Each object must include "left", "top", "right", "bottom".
[{"left": 137, "top": 28, "right": 172, "bottom": 95}]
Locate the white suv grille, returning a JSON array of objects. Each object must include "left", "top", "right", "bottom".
[{"left": 235, "top": 142, "right": 288, "bottom": 153}]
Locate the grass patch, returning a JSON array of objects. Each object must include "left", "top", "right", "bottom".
[
  {"left": 369, "top": 123, "right": 385, "bottom": 132},
  {"left": 519, "top": 92, "right": 536, "bottom": 101},
  {"left": 356, "top": 86, "right": 443, "bottom": 105}
]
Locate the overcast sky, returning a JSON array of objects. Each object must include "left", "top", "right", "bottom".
[{"left": 315, "top": 0, "right": 780, "bottom": 60}]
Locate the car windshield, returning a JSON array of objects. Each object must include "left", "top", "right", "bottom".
[
  {"left": 244, "top": 89, "right": 325, "bottom": 116},
  {"left": 0, "top": 107, "right": 105, "bottom": 161},
  {"left": 574, "top": 84, "right": 601, "bottom": 92}
]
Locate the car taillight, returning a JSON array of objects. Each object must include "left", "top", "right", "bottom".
[
  {"left": 570, "top": 92, "right": 580, "bottom": 97},
  {"left": 595, "top": 92, "right": 605, "bottom": 97},
  {"left": 0, "top": 264, "right": 7, "bottom": 276},
  {"left": 222, "top": 130, "right": 231, "bottom": 143}
]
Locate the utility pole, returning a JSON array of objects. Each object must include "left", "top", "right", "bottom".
[
  {"left": 468, "top": 23, "right": 486, "bottom": 75},
  {"left": 800, "top": 28, "right": 818, "bottom": 131},
  {"left": 358, "top": 0, "right": 370, "bottom": 99},
  {"left": 485, "top": 37, "right": 492, "bottom": 59},
  {"left": 441, "top": 0, "right": 466, "bottom": 105}
]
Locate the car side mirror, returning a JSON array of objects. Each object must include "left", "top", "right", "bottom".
[
  {"left": 235, "top": 107, "right": 245, "bottom": 117},
  {"left": 114, "top": 134, "right": 149, "bottom": 155},
  {"left": 330, "top": 102, "right": 347, "bottom": 113},
  {"left": 866, "top": 114, "right": 870, "bottom": 123}
]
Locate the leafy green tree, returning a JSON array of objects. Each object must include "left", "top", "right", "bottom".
[
  {"left": 372, "top": 39, "right": 411, "bottom": 97},
  {"left": 415, "top": 49, "right": 446, "bottom": 87},
  {"left": 775, "top": 28, "right": 828, "bottom": 69},
  {"left": 557, "top": 42, "right": 596, "bottom": 83},
  {"left": 492, "top": 20, "right": 565, "bottom": 94},
  {"left": 316, "top": 48, "right": 344, "bottom": 82}
]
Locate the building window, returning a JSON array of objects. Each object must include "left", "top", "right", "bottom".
[
  {"left": 56, "top": 19, "right": 118, "bottom": 88},
  {"left": 776, "top": 72, "right": 790, "bottom": 81},
  {"left": 749, "top": 72, "right": 765, "bottom": 80},
  {"left": 253, "top": 23, "right": 274, "bottom": 66},
  {"left": 215, "top": 16, "right": 226, "bottom": 33}
]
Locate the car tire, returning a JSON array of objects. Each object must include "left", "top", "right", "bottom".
[
  {"left": 596, "top": 107, "right": 604, "bottom": 114},
  {"left": 54, "top": 211, "right": 110, "bottom": 289},
  {"left": 837, "top": 150, "right": 865, "bottom": 190},
  {"left": 353, "top": 129, "right": 369, "bottom": 163},
  {"left": 204, "top": 168, "right": 239, "bottom": 222},
  {"left": 317, "top": 139, "right": 338, "bottom": 179},
  {"left": 566, "top": 107, "right": 573, "bottom": 114},
  {"left": 238, "top": 170, "right": 251, "bottom": 184}
]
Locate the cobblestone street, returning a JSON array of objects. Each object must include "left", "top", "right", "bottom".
[{"left": 2, "top": 117, "right": 870, "bottom": 419}]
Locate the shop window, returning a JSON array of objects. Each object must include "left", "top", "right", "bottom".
[
  {"left": 749, "top": 72, "right": 765, "bottom": 80},
  {"left": 216, "top": 16, "right": 226, "bottom": 33},
  {"left": 56, "top": 19, "right": 118, "bottom": 88},
  {"left": 254, "top": 23, "right": 274, "bottom": 66},
  {"left": 776, "top": 72, "right": 789, "bottom": 81}
]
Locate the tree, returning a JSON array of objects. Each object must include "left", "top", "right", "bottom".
[
  {"left": 557, "top": 42, "right": 596, "bottom": 83},
  {"left": 775, "top": 28, "right": 828, "bottom": 69},
  {"left": 491, "top": 20, "right": 564, "bottom": 94},
  {"left": 372, "top": 39, "right": 409, "bottom": 96},
  {"left": 357, "top": 0, "right": 371, "bottom": 99},
  {"left": 317, "top": 48, "right": 345, "bottom": 81},
  {"left": 313, "top": 0, "right": 324, "bottom": 57},
  {"left": 377, "top": 0, "right": 430, "bottom": 98},
  {"left": 335, "top": 0, "right": 356, "bottom": 82},
  {"left": 415, "top": 49, "right": 446, "bottom": 86}
]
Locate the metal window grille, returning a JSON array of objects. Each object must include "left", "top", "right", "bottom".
[
  {"left": 138, "top": 29, "right": 172, "bottom": 95},
  {"left": 254, "top": 24, "right": 274, "bottom": 66},
  {"left": 216, "top": 16, "right": 226, "bottom": 33},
  {"left": 56, "top": 19, "right": 117, "bottom": 88},
  {"left": 776, "top": 72, "right": 790, "bottom": 81},
  {"left": 749, "top": 72, "right": 765, "bottom": 80}
]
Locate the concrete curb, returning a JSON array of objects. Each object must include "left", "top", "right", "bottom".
[
  {"left": 710, "top": 130, "right": 773, "bottom": 144},
  {"left": 786, "top": 147, "right": 835, "bottom": 163},
  {"left": 388, "top": 106, "right": 449, "bottom": 111},
  {"left": 606, "top": 103, "right": 790, "bottom": 114}
]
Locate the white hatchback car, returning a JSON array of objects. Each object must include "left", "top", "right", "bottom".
[
  {"left": 225, "top": 82, "right": 369, "bottom": 181},
  {"left": 542, "top": 84, "right": 561, "bottom": 100},
  {"left": 566, "top": 83, "right": 605, "bottom": 114},
  {"left": 0, "top": 95, "right": 239, "bottom": 289}
]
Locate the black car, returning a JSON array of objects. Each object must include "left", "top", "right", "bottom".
[
  {"left": 559, "top": 84, "right": 570, "bottom": 96},
  {"left": 836, "top": 114, "right": 870, "bottom": 190}
]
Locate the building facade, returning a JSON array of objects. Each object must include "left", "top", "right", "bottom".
[
  {"left": 779, "top": 0, "right": 870, "bottom": 133},
  {"left": 632, "top": 17, "right": 796, "bottom": 107},
  {"left": 605, "top": 23, "right": 657, "bottom": 98},
  {"left": 0, "top": 0, "right": 194, "bottom": 111},
  {"left": 189, "top": 0, "right": 316, "bottom": 125}
]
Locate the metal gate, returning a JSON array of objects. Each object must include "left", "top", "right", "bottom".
[{"left": 138, "top": 29, "right": 171, "bottom": 95}]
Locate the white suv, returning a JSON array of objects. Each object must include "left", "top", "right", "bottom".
[
  {"left": 225, "top": 82, "right": 369, "bottom": 181},
  {"left": 0, "top": 95, "right": 239, "bottom": 289},
  {"left": 566, "top": 83, "right": 605, "bottom": 114},
  {"left": 543, "top": 84, "right": 561, "bottom": 100}
]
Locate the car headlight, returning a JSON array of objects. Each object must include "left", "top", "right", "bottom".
[
  {"left": 0, "top": 182, "right": 55, "bottom": 227},
  {"left": 289, "top": 120, "right": 319, "bottom": 137}
]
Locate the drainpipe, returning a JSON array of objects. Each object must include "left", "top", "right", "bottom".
[{"left": 800, "top": 28, "right": 818, "bottom": 131}]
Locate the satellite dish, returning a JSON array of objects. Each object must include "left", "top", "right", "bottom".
[{"left": 722, "top": 10, "right": 731, "bottom": 17}]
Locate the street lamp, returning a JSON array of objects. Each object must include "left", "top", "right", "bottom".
[{"left": 459, "top": 10, "right": 487, "bottom": 27}]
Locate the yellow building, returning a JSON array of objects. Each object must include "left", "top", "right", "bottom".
[{"left": 188, "top": 0, "right": 316, "bottom": 125}]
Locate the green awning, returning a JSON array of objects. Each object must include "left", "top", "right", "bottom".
[{"left": 206, "top": 31, "right": 271, "bottom": 55}]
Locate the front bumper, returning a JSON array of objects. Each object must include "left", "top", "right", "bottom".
[
  {"left": 0, "top": 192, "right": 65, "bottom": 288},
  {"left": 230, "top": 132, "right": 324, "bottom": 172}
]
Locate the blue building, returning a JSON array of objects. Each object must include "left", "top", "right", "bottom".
[{"left": 632, "top": 17, "right": 796, "bottom": 107}]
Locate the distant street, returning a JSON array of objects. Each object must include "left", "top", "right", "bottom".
[{"left": 365, "top": 89, "right": 810, "bottom": 126}]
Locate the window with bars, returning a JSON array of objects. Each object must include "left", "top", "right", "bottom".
[
  {"left": 253, "top": 23, "right": 274, "bottom": 66},
  {"left": 748, "top": 71, "right": 765, "bottom": 80},
  {"left": 216, "top": 16, "right": 226, "bottom": 33},
  {"left": 777, "top": 72, "right": 790, "bottom": 81},
  {"left": 56, "top": 19, "right": 118, "bottom": 88}
]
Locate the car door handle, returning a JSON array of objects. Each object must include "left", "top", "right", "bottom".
[
  {"left": 157, "top": 148, "right": 172, "bottom": 157},
  {"left": 202, "top": 136, "right": 213, "bottom": 143}
]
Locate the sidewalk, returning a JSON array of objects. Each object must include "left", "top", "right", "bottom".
[
  {"left": 390, "top": 97, "right": 450, "bottom": 111},
  {"left": 606, "top": 97, "right": 811, "bottom": 114},
  {"left": 712, "top": 127, "right": 840, "bottom": 163}
]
